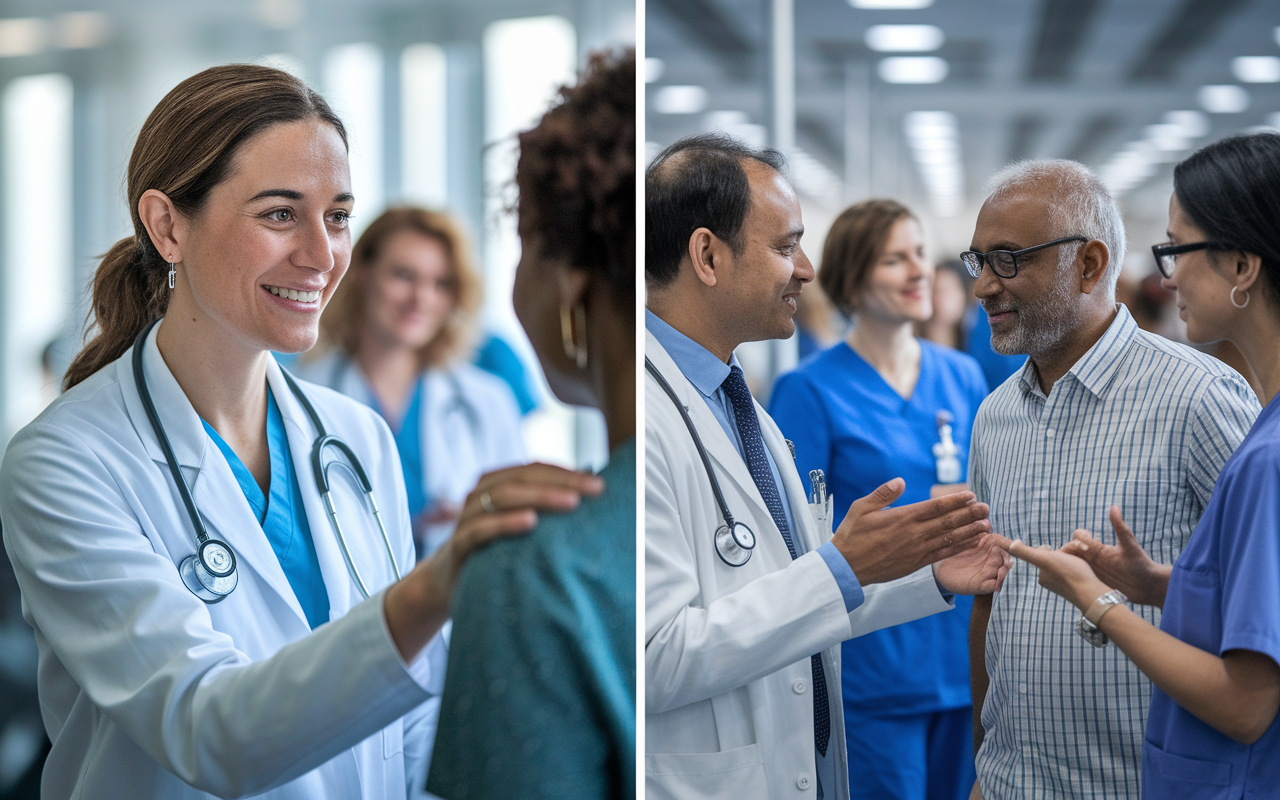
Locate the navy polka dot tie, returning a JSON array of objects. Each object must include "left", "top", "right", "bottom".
[{"left": 722, "top": 365, "right": 830, "bottom": 757}]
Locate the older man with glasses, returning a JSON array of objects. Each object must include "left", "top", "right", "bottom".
[{"left": 962, "top": 159, "right": 1259, "bottom": 799}]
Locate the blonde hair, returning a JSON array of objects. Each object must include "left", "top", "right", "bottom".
[{"left": 317, "top": 207, "right": 482, "bottom": 368}]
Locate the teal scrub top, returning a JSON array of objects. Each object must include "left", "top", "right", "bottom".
[
  {"left": 370, "top": 378, "right": 428, "bottom": 525},
  {"left": 200, "top": 387, "right": 331, "bottom": 629}
]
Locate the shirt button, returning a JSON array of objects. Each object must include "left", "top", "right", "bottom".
[
  {"left": 797, "top": 773, "right": 811, "bottom": 790},
  {"left": 1019, "top": 684, "right": 1027, "bottom": 693},
  {"left": 793, "top": 679, "right": 807, "bottom": 694},
  {"left": 1046, "top": 429, "right": 1056, "bottom": 438}
]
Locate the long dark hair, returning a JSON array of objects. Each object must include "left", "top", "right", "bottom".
[
  {"left": 1173, "top": 132, "right": 1280, "bottom": 304},
  {"left": 64, "top": 64, "right": 347, "bottom": 389}
]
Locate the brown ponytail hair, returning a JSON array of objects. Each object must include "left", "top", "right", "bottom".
[{"left": 63, "top": 64, "right": 347, "bottom": 390}]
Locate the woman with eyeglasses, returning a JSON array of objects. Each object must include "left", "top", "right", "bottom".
[
  {"left": 770, "top": 199, "right": 989, "bottom": 800},
  {"left": 1005, "top": 132, "right": 1280, "bottom": 798}
]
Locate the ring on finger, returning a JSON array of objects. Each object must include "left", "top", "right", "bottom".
[{"left": 480, "top": 491, "right": 497, "bottom": 514}]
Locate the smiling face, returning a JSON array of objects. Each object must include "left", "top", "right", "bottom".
[
  {"left": 719, "top": 162, "right": 814, "bottom": 345},
  {"left": 359, "top": 229, "right": 457, "bottom": 352},
  {"left": 1160, "top": 193, "right": 1237, "bottom": 344},
  {"left": 856, "top": 215, "right": 933, "bottom": 324},
  {"left": 172, "top": 118, "right": 353, "bottom": 355},
  {"left": 970, "top": 190, "right": 1082, "bottom": 358}
]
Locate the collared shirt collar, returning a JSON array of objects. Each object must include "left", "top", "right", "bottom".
[
  {"left": 1018, "top": 304, "right": 1138, "bottom": 400},
  {"left": 645, "top": 308, "right": 738, "bottom": 398}
]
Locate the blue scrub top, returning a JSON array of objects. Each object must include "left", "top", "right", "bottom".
[
  {"left": 369, "top": 378, "right": 427, "bottom": 524},
  {"left": 201, "top": 387, "right": 331, "bottom": 629},
  {"left": 1143, "top": 396, "right": 1280, "bottom": 798},
  {"left": 770, "top": 340, "right": 987, "bottom": 713}
]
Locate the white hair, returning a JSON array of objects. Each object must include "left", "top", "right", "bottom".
[{"left": 983, "top": 159, "right": 1127, "bottom": 295}]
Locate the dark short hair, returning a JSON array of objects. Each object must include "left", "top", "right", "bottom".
[
  {"left": 1174, "top": 132, "right": 1280, "bottom": 305},
  {"left": 645, "top": 132, "right": 786, "bottom": 287}
]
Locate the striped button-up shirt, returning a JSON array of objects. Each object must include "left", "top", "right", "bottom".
[{"left": 972, "top": 305, "right": 1259, "bottom": 799}]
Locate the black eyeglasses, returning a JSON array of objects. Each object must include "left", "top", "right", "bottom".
[
  {"left": 959, "top": 236, "right": 1088, "bottom": 280},
  {"left": 1150, "top": 241, "right": 1225, "bottom": 279}
]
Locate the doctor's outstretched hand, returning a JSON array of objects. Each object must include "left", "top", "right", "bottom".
[
  {"left": 383, "top": 463, "right": 605, "bottom": 662},
  {"left": 832, "top": 477, "right": 991, "bottom": 587}
]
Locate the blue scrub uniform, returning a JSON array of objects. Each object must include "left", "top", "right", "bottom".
[
  {"left": 369, "top": 380, "right": 428, "bottom": 527},
  {"left": 1143, "top": 395, "right": 1280, "bottom": 799},
  {"left": 201, "top": 387, "right": 330, "bottom": 629},
  {"left": 770, "top": 340, "right": 987, "bottom": 800}
]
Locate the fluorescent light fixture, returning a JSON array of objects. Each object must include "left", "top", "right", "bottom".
[
  {"left": 1143, "top": 124, "right": 1191, "bottom": 153},
  {"left": 1163, "top": 110, "right": 1209, "bottom": 138},
  {"left": 55, "top": 12, "right": 109, "bottom": 49},
  {"left": 654, "top": 85, "right": 708, "bottom": 114},
  {"left": 256, "top": 0, "right": 304, "bottom": 30},
  {"left": 789, "top": 147, "right": 843, "bottom": 205},
  {"left": 1231, "top": 56, "right": 1280, "bottom": 83},
  {"left": 0, "top": 19, "right": 47, "bottom": 57},
  {"left": 878, "top": 56, "right": 948, "bottom": 83},
  {"left": 849, "top": 0, "right": 934, "bottom": 8},
  {"left": 1198, "top": 84, "right": 1249, "bottom": 114},
  {"left": 865, "top": 24, "right": 944, "bottom": 52},
  {"left": 644, "top": 57, "right": 665, "bottom": 83},
  {"left": 903, "top": 111, "right": 963, "bottom": 216}
]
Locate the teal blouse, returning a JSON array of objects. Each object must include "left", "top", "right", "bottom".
[{"left": 427, "top": 438, "right": 636, "bottom": 799}]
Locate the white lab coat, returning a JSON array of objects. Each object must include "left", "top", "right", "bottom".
[
  {"left": 644, "top": 330, "right": 954, "bottom": 800},
  {"left": 296, "top": 351, "right": 525, "bottom": 554},
  {"left": 0, "top": 324, "right": 446, "bottom": 800}
]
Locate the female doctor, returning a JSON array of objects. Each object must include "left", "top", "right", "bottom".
[
  {"left": 298, "top": 207, "right": 525, "bottom": 558},
  {"left": 0, "top": 64, "right": 600, "bottom": 800}
]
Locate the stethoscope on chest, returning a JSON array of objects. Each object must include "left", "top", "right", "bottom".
[
  {"left": 330, "top": 355, "right": 483, "bottom": 448},
  {"left": 133, "top": 320, "right": 404, "bottom": 604},
  {"left": 648, "top": 356, "right": 827, "bottom": 568}
]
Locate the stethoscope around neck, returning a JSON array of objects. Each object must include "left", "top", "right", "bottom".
[
  {"left": 645, "top": 357, "right": 757, "bottom": 567},
  {"left": 132, "top": 320, "right": 403, "bottom": 603}
]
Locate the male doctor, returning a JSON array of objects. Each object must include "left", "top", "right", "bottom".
[{"left": 644, "top": 133, "right": 1010, "bottom": 800}]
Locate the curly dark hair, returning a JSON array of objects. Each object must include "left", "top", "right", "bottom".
[{"left": 515, "top": 48, "right": 635, "bottom": 309}]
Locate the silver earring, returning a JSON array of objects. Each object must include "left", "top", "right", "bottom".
[
  {"left": 1231, "top": 286, "right": 1250, "bottom": 309},
  {"left": 168, "top": 262, "right": 176, "bottom": 290}
]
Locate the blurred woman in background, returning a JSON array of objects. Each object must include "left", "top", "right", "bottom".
[
  {"left": 300, "top": 208, "right": 525, "bottom": 558},
  {"left": 770, "top": 199, "right": 988, "bottom": 800},
  {"left": 427, "top": 48, "right": 636, "bottom": 799}
]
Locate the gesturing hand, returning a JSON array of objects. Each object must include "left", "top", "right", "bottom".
[
  {"left": 832, "top": 478, "right": 991, "bottom": 587},
  {"left": 1060, "top": 505, "right": 1171, "bottom": 608},
  {"left": 933, "top": 533, "right": 1013, "bottom": 595},
  {"left": 1002, "top": 539, "right": 1111, "bottom": 612}
]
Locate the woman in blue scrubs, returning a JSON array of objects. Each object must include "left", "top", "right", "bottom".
[
  {"left": 299, "top": 208, "right": 525, "bottom": 559},
  {"left": 1007, "top": 132, "right": 1280, "bottom": 798},
  {"left": 770, "top": 199, "right": 988, "bottom": 800}
]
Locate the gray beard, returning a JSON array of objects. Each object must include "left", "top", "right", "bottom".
[{"left": 986, "top": 272, "right": 1077, "bottom": 358}]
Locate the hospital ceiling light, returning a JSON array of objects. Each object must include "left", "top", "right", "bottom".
[
  {"left": 1231, "top": 56, "right": 1280, "bottom": 83},
  {"left": 903, "top": 111, "right": 963, "bottom": 217},
  {"left": 653, "top": 85, "right": 708, "bottom": 115},
  {"left": 1197, "top": 85, "right": 1249, "bottom": 114},
  {"left": 789, "top": 148, "right": 843, "bottom": 206},
  {"left": 865, "top": 25, "right": 944, "bottom": 52},
  {"left": 256, "top": 0, "right": 304, "bottom": 30},
  {"left": 849, "top": 0, "right": 934, "bottom": 8},
  {"left": 0, "top": 18, "right": 47, "bottom": 57},
  {"left": 644, "top": 58, "right": 665, "bottom": 83},
  {"left": 704, "top": 110, "right": 767, "bottom": 150},
  {"left": 55, "top": 13, "right": 109, "bottom": 49},
  {"left": 1163, "top": 110, "right": 1209, "bottom": 138},
  {"left": 878, "top": 56, "right": 948, "bottom": 84}
]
